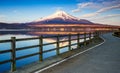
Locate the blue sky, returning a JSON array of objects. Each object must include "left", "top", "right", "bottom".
[{"left": 0, "top": 0, "right": 120, "bottom": 25}]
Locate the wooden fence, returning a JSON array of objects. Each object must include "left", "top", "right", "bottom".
[{"left": 0, "top": 32, "right": 99, "bottom": 72}]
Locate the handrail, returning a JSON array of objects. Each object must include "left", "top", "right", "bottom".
[{"left": 0, "top": 31, "right": 98, "bottom": 72}]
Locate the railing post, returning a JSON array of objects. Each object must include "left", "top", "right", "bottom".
[
  {"left": 56, "top": 34, "right": 60, "bottom": 55},
  {"left": 84, "top": 32, "right": 86, "bottom": 46},
  {"left": 94, "top": 32, "right": 97, "bottom": 39},
  {"left": 39, "top": 36, "right": 43, "bottom": 61},
  {"left": 77, "top": 33, "right": 80, "bottom": 48},
  {"left": 89, "top": 32, "right": 92, "bottom": 43},
  {"left": 93, "top": 32, "right": 96, "bottom": 43},
  {"left": 96, "top": 31, "right": 99, "bottom": 38},
  {"left": 11, "top": 37, "right": 16, "bottom": 72},
  {"left": 68, "top": 34, "right": 71, "bottom": 51}
]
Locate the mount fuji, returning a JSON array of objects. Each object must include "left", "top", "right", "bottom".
[
  {"left": 33, "top": 10, "right": 93, "bottom": 24},
  {"left": 0, "top": 10, "right": 95, "bottom": 29}
]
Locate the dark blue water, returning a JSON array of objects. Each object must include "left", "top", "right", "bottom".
[{"left": 0, "top": 35, "right": 80, "bottom": 73}]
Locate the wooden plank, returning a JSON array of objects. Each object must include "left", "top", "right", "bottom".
[
  {"left": 16, "top": 52, "right": 39, "bottom": 60},
  {"left": 0, "top": 40, "right": 11, "bottom": 43},
  {"left": 16, "top": 45, "right": 39, "bottom": 51},
  {"left": 43, "top": 42, "right": 57, "bottom": 46},
  {"left": 43, "top": 48, "right": 56, "bottom": 53},
  {"left": 0, "top": 59, "right": 11, "bottom": 64},
  {"left": 59, "top": 40, "right": 69, "bottom": 43},
  {"left": 0, "top": 49, "right": 11, "bottom": 54}
]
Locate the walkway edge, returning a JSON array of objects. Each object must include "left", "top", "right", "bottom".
[{"left": 34, "top": 36, "right": 106, "bottom": 73}]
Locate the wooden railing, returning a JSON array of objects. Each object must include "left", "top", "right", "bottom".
[{"left": 0, "top": 32, "right": 99, "bottom": 72}]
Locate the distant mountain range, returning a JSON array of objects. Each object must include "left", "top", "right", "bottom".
[
  {"left": 0, "top": 22, "right": 28, "bottom": 29},
  {"left": 0, "top": 10, "right": 96, "bottom": 29}
]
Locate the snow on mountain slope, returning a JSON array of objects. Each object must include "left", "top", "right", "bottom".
[
  {"left": 35, "top": 10, "right": 78, "bottom": 21},
  {"left": 34, "top": 10, "right": 93, "bottom": 24}
]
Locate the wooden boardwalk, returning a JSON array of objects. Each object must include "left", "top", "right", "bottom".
[{"left": 37, "top": 33, "right": 120, "bottom": 73}]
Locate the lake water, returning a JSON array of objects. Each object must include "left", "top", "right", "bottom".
[{"left": 0, "top": 34, "right": 89, "bottom": 73}]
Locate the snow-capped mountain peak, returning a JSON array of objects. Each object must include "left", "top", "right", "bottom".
[
  {"left": 51, "top": 10, "right": 78, "bottom": 20},
  {"left": 35, "top": 10, "right": 79, "bottom": 22},
  {"left": 34, "top": 10, "right": 93, "bottom": 24}
]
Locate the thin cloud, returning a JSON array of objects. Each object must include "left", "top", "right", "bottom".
[
  {"left": 77, "top": 2, "right": 95, "bottom": 8},
  {"left": 72, "top": 0, "right": 120, "bottom": 13},
  {"left": 88, "top": 14, "right": 120, "bottom": 25},
  {"left": 101, "top": 0, "right": 120, "bottom": 6},
  {"left": 72, "top": 2, "right": 101, "bottom": 13},
  {"left": 93, "top": 14, "right": 120, "bottom": 20},
  {"left": 97, "top": 4, "right": 120, "bottom": 13},
  {"left": 81, "top": 4, "right": 120, "bottom": 18},
  {"left": 72, "top": 8, "right": 81, "bottom": 13}
]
